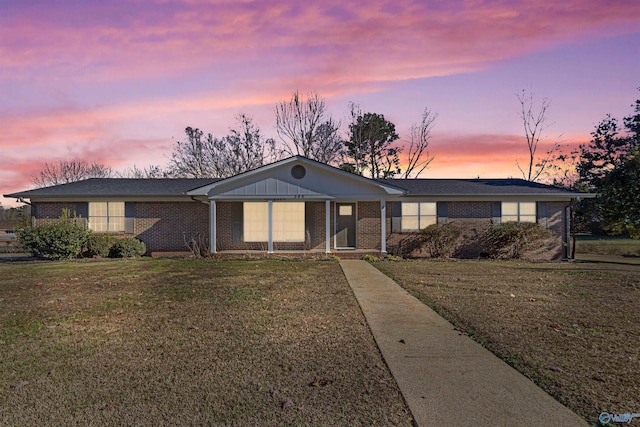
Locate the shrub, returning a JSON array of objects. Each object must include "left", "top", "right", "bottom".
[
  {"left": 109, "top": 237, "right": 146, "bottom": 258},
  {"left": 16, "top": 209, "right": 89, "bottom": 260},
  {"left": 482, "top": 222, "right": 554, "bottom": 260},
  {"left": 86, "top": 233, "right": 115, "bottom": 258},
  {"left": 395, "top": 223, "right": 461, "bottom": 258},
  {"left": 362, "top": 254, "right": 379, "bottom": 262},
  {"left": 420, "top": 223, "right": 462, "bottom": 258}
]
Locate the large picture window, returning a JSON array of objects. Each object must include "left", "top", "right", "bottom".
[
  {"left": 243, "top": 202, "right": 269, "bottom": 241},
  {"left": 89, "top": 202, "right": 125, "bottom": 232},
  {"left": 401, "top": 202, "right": 437, "bottom": 231},
  {"left": 243, "top": 202, "right": 305, "bottom": 242},
  {"left": 502, "top": 202, "right": 536, "bottom": 223}
]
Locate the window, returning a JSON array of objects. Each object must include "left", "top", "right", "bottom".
[
  {"left": 89, "top": 202, "right": 125, "bottom": 232},
  {"left": 243, "top": 202, "right": 269, "bottom": 241},
  {"left": 272, "top": 202, "right": 305, "bottom": 242},
  {"left": 243, "top": 202, "right": 305, "bottom": 242},
  {"left": 502, "top": 202, "right": 536, "bottom": 223},
  {"left": 401, "top": 202, "right": 437, "bottom": 231}
]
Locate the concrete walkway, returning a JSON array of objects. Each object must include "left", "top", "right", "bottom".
[{"left": 340, "top": 260, "right": 586, "bottom": 427}]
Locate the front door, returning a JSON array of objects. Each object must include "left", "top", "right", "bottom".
[{"left": 336, "top": 203, "right": 356, "bottom": 248}]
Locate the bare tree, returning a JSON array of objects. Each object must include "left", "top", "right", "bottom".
[
  {"left": 169, "top": 114, "right": 277, "bottom": 178},
  {"left": 212, "top": 113, "right": 277, "bottom": 177},
  {"left": 115, "top": 165, "right": 169, "bottom": 178},
  {"left": 310, "top": 120, "right": 344, "bottom": 164},
  {"left": 275, "top": 90, "right": 342, "bottom": 163},
  {"left": 538, "top": 144, "right": 582, "bottom": 189},
  {"left": 402, "top": 107, "right": 437, "bottom": 178},
  {"left": 516, "top": 89, "right": 557, "bottom": 181},
  {"left": 33, "top": 159, "right": 112, "bottom": 187},
  {"left": 168, "top": 127, "right": 215, "bottom": 178}
]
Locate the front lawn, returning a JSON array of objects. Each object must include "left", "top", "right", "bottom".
[
  {"left": 0, "top": 259, "right": 411, "bottom": 426},
  {"left": 375, "top": 260, "right": 640, "bottom": 423},
  {"left": 575, "top": 236, "right": 640, "bottom": 257}
]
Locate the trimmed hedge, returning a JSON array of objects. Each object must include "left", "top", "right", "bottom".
[
  {"left": 86, "top": 233, "right": 115, "bottom": 258},
  {"left": 108, "top": 237, "right": 146, "bottom": 258}
]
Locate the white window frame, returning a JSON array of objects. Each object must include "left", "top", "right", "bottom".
[
  {"left": 401, "top": 202, "right": 437, "bottom": 232},
  {"left": 88, "top": 201, "right": 125, "bottom": 232},
  {"left": 501, "top": 202, "right": 537, "bottom": 223}
]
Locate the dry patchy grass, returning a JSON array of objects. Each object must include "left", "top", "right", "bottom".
[
  {"left": 375, "top": 260, "right": 640, "bottom": 424},
  {"left": 0, "top": 259, "right": 411, "bottom": 426},
  {"left": 575, "top": 237, "right": 640, "bottom": 257}
]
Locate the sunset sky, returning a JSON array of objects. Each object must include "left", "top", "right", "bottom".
[{"left": 1, "top": 0, "right": 639, "bottom": 207}]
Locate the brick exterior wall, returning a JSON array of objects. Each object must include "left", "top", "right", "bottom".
[
  {"left": 32, "top": 199, "right": 570, "bottom": 257},
  {"left": 357, "top": 201, "right": 381, "bottom": 250},
  {"left": 448, "top": 201, "right": 493, "bottom": 218},
  {"left": 547, "top": 201, "right": 568, "bottom": 237},
  {"left": 132, "top": 202, "right": 209, "bottom": 252},
  {"left": 32, "top": 202, "right": 80, "bottom": 222},
  {"left": 386, "top": 200, "right": 570, "bottom": 259},
  {"left": 32, "top": 201, "right": 209, "bottom": 252}
]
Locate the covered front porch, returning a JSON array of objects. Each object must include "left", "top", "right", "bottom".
[
  {"left": 185, "top": 156, "right": 404, "bottom": 256},
  {"left": 207, "top": 199, "right": 388, "bottom": 254}
]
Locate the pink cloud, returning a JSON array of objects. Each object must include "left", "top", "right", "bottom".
[
  {"left": 1, "top": 0, "right": 637, "bottom": 88},
  {"left": 1, "top": 0, "right": 634, "bottom": 206}
]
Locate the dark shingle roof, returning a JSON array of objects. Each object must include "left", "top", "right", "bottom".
[
  {"left": 5, "top": 178, "right": 221, "bottom": 198},
  {"left": 5, "top": 176, "right": 587, "bottom": 199},
  {"left": 381, "top": 178, "right": 585, "bottom": 196}
]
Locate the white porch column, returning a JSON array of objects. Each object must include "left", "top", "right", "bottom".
[
  {"left": 325, "top": 199, "right": 331, "bottom": 253},
  {"left": 209, "top": 200, "right": 217, "bottom": 253},
  {"left": 380, "top": 199, "right": 387, "bottom": 253},
  {"left": 268, "top": 200, "right": 274, "bottom": 253}
]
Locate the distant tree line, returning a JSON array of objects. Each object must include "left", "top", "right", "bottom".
[
  {"left": 31, "top": 90, "right": 437, "bottom": 186},
  {"left": 27, "top": 87, "right": 639, "bottom": 239}
]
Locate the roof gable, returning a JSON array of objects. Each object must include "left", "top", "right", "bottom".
[{"left": 188, "top": 156, "right": 405, "bottom": 199}]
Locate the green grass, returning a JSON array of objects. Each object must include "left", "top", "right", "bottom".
[{"left": 575, "top": 236, "right": 640, "bottom": 256}]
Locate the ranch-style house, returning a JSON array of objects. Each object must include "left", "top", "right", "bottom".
[{"left": 5, "top": 156, "right": 592, "bottom": 258}]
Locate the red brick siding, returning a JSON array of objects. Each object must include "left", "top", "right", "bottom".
[
  {"left": 448, "top": 201, "right": 493, "bottom": 218},
  {"left": 306, "top": 201, "right": 332, "bottom": 250},
  {"left": 33, "top": 199, "right": 570, "bottom": 256},
  {"left": 132, "top": 202, "right": 209, "bottom": 251},
  {"left": 547, "top": 202, "right": 568, "bottom": 237},
  {"left": 33, "top": 202, "right": 80, "bottom": 221},
  {"left": 357, "top": 201, "right": 381, "bottom": 250}
]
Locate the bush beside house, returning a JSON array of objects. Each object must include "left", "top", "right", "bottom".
[
  {"left": 16, "top": 209, "right": 89, "bottom": 259},
  {"left": 481, "top": 222, "right": 558, "bottom": 260},
  {"left": 17, "top": 209, "right": 146, "bottom": 259},
  {"left": 393, "top": 221, "right": 560, "bottom": 261}
]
